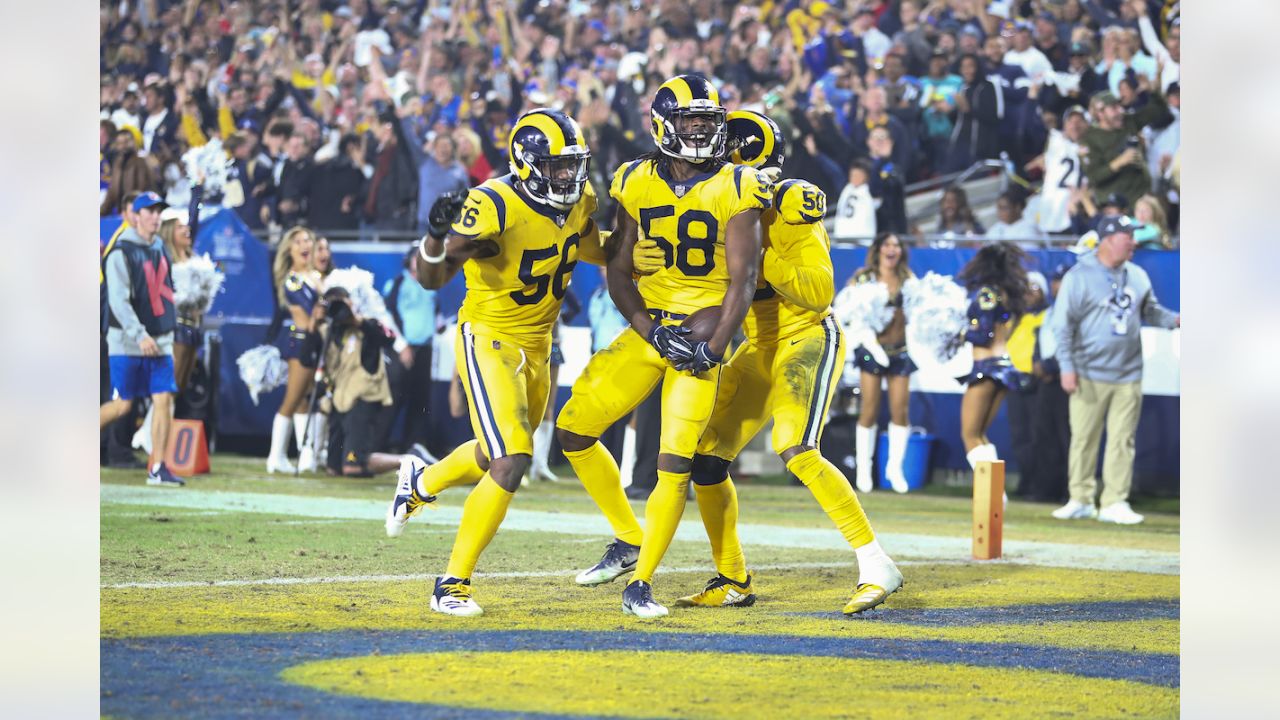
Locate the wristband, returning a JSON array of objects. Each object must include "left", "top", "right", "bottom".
[{"left": 419, "top": 241, "right": 447, "bottom": 265}]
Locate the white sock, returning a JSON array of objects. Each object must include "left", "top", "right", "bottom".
[
  {"left": 133, "top": 402, "right": 156, "bottom": 454},
  {"left": 309, "top": 413, "right": 328, "bottom": 455},
  {"left": 854, "top": 424, "right": 876, "bottom": 490},
  {"left": 853, "top": 539, "right": 889, "bottom": 566},
  {"left": 270, "top": 414, "right": 293, "bottom": 461},
  {"left": 150, "top": 462, "right": 162, "bottom": 474},
  {"left": 293, "top": 413, "right": 310, "bottom": 452},
  {"left": 965, "top": 443, "right": 999, "bottom": 469},
  {"left": 620, "top": 425, "right": 636, "bottom": 489},
  {"left": 532, "top": 419, "right": 553, "bottom": 470}
]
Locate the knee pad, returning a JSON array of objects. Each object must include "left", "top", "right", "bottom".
[{"left": 690, "top": 454, "right": 731, "bottom": 486}]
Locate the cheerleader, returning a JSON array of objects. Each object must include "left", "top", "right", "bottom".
[
  {"left": 267, "top": 226, "right": 323, "bottom": 474},
  {"left": 159, "top": 182, "right": 204, "bottom": 392},
  {"left": 956, "top": 241, "right": 1030, "bottom": 473},
  {"left": 849, "top": 233, "right": 916, "bottom": 494}
]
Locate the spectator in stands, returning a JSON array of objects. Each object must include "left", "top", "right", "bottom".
[
  {"left": 947, "top": 54, "right": 1001, "bottom": 173},
  {"left": 1005, "top": 22, "right": 1053, "bottom": 85},
  {"left": 1132, "top": 195, "right": 1173, "bottom": 249},
  {"left": 1133, "top": 0, "right": 1178, "bottom": 91},
  {"left": 277, "top": 133, "right": 314, "bottom": 227},
  {"left": 363, "top": 113, "right": 418, "bottom": 233},
  {"left": 308, "top": 134, "right": 366, "bottom": 231},
  {"left": 918, "top": 49, "right": 962, "bottom": 174},
  {"left": 1052, "top": 215, "right": 1179, "bottom": 524},
  {"left": 1097, "top": 27, "right": 1156, "bottom": 96},
  {"left": 937, "top": 185, "right": 984, "bottom": 237},
  {"left": 867, "top": 129, "right": 908, "bottom": 235},
  {"left": 834, "top": 161, "right": 877, "bottom": 242},
  {"left": 986, "top": 189, "right": 1044, "bottom": 246},
  {"left": 141, "top": 82, "right": 180, "bottom": 159},
  {"left": 101, "top": 129, "right": 156, "bottom": 216},
  {"left": 410, "top": 134, "right": 470, "bottom": 235},
  {"left": 1040, "top": 42, "right": 1107, "bottom": 118},
  {"left": 1144, "top": 82, "right": 1179, "bottom": 198},
  {"left": 893, "top": 0, "right": 934, "bottom": 75},
  {"left": 224, "top": 132, "right": 274, "bottom": 230},
  {"left": 1082, "top": 89, "right": 1170, "bottom": 214},
  {"left": 99, "top": 192, "right": 184, "bottom": 487},
  {"left": 1035, "top": 11, "right": 1070, "bottom": 71},
  {"left": 1030, "top": 105, "right": 1088, "bottom": 235}
]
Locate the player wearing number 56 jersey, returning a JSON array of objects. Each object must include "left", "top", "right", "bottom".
[
  {"left": 555, "top": 75, "right": 771, "bottom": 618},
  {"left": 384, "top": 108, "right": 605, "bottom": 616},
  {"left": 636, "top": 111, "right": 903, "bottom": 615}
]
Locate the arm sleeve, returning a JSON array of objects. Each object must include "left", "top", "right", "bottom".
[
  {"left": 1053, "top": 276, "right": 1081, "bottom": 374},
  {"left": 1136, "top": 14, "right": 1171, "bottom": 64},
  {"left": 105, "top": 250, "right": 148, "bottom": 343},
  {"left": 1140, "top": 286, "right": 1179, "bottom": 328},
  {"left": 450, "top": 185, "right": 504, "bottom": 240},
  {"left": 760, "top": 234, "right": 836, "bottom": 312}
]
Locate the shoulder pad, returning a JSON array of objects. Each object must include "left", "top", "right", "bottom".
[
  {"left": 610, "top": 159, "right": 647, "bottom": 203},
  {"left": 731, "top": 164, "right": 774, "bottom": 212},
  {"left": 580, "top": 179, "right": 598, "bottom": 215},
  {"left": 775, "top": 179, "right": 826, "bottom": 225},
  {"left": 452, "top": 183, "right": 506, "bottom": 239}
]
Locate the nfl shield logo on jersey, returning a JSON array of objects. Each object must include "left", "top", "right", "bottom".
[{"left": 673, "top": 184, "right": 688, "bottom": 198}]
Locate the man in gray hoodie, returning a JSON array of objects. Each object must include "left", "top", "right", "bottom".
[
  {"left": 1051, "top": 215, "right": 1178, "bottom": 524},
  {"left": 99, "top": 191, "right": 185, "bottom": 486}
]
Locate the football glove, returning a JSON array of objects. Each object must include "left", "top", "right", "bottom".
[
  {"left": 676, "top": 341, "right": 723, "bottom": 375},
  {"left": 632, "top": 238, "right": 667, "bottom": 276},
  {"left": 427, "top": 191, "right": 467, "bottom": 240},
  {"left": 647, "top": 323, "right": 695, "bottom": 364}
]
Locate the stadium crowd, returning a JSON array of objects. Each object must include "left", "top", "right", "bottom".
[{"left": 100, "top": 0, "right": 1181, "bottom": 244}]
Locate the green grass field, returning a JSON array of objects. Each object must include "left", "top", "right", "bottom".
[{"left": 101, "top": 454, "right": 1179, "bottom": 719}]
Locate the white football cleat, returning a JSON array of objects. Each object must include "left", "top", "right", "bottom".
[
  {"left": 1052, "top": 500, "right": 1098, "bottom": 520},
  {"left": 1097, "top": 501, "right": 1144, "bottom": 525},
  {"left": 575, "top": 539, "right": 640, "bottom": 586},
  {"left": 431, "top": 576, "right": 483, "bottom": 617},
  {"left": 622, "top": 580, "right": 669, "bottom": 619},
  {"left": 385, "top": 457, "right": 434, "bottom": 538}
]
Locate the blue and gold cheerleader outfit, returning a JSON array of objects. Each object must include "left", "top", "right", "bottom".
[{"left": 956, "top": 285, "right": 1027, "bottom": 390}]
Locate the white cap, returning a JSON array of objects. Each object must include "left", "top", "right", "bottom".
[{"left": 160, "top": 207, "right": 188, "bottom": 225}]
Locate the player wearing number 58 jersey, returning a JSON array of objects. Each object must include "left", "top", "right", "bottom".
[
  {"left": 556, "top": 75, "right": 771, "bottom": 618},
  {"left": 384, "top": 108, "right": 606, "bottom": 616},
  {"left": 636, "top": 111, "right": 903, "bottom": 615}
]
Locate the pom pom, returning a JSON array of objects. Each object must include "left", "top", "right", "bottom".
[
  {"left": 322, "top": 266, "right": 398, "bottom": 334},
  {"left": 832, "top": 280, "right": 895, "bottom": 336},
  {"left": 182, "top": 140, "right": 231, "bottom": 195},
  {"left": 237, "top": 345, "right": 289, "bottom": 405},
  {"left": 902, "top": 272, "right": 970, "bottom": 370},
  {"left": 171, "top": 254, "right": 225, "bottom": 315}
]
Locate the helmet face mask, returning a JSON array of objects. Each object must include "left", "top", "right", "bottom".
[
  {"left": 509, "top": 109, "right": 591, "bottom": 210},
  {"left": 651, "top": 76, "right": 728, "bottom": 163}
]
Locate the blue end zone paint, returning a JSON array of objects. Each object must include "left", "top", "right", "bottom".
[
  {"left": 102, "top": 629, "right": 1179, "bottom": 718},
  {"left": 788, "top": 599, "right": 1180, "bottom": 626}
]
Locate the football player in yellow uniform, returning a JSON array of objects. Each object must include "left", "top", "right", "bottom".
[
  {"left": 384, "top": 108, "right": 601, "bottom": 616},
  {"left": 555, "top": 75, "right": 771, "bottom": 618},
  {"left": 635, "top": 111, "right": 903, "bottom": 615}
]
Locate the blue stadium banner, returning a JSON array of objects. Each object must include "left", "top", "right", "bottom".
[{"left": 193, "top": 208, "right": 276, "bottom": 320}]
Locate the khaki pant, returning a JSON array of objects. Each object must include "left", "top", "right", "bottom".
[{"left": 1067, "top": 377, "right": 1143, "bottom": 508}]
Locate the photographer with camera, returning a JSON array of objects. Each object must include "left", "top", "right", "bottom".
[
  {"left": 1081, "top": 88, "right": 1171, "bottom": 211},
  {"left": 319, "top": 286, "right": 421, "bottom": 478}
]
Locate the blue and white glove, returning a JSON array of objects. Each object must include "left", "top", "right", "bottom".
[
  {"left": 647, "top": 323, "right": 695, "bottom": 364},
  {"left": 676, "top": 341, "right": 723, "bottom": 375}
]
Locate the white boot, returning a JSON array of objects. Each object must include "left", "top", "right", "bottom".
[
  {"left": 619, "top": 424, "right": 637, "bottom": 489},
  {"left": 267, "top": 414, "right": 295, "bottom": 474},
  {"left": 310, "top": 413, "right": 328, "bottom": 468},
  {"left": 966, "top": 443, "right": 1006, "bottom": 507},
  {"left": 885, "top": 423, "right": 911, "bottom": 494},
  {"left": 132, "top": 402, "right": 155, "bottom": 455},
  {"left": 294, "top": 413, "right": 316, "bottom": 472},
  {"left": 854, "top": 424, "right": 875, "bottom": 493},
  {"left": 529, "top": 419, "right": 559, "bottom": 482}
]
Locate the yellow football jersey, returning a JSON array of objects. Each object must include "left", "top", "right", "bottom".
[
  {"left": 611, "top": 158, "right": 772, "bottom": 316},
  {"left": 743, "top": 178, "right": 835, "bottom": 344},
  {"left": 451, "top": 175, "right": 597, "bottom": 348}
]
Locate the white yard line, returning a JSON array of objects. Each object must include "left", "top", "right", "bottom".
[{"left": 101, "top": 485, "right": 1179, "bottom": 576}]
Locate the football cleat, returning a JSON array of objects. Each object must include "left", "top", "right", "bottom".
[
  {"left": 575, "top": 539, "right": 640, "bottom": 586},
  {"left": 146, "top": 463, "right": 186, "bottom": 487},
  {"left": 1052, "top": 500, "right": 1098, "bottom": 520},
  {"left": 385, "top": 456, "right": 436, "bottom": 538},
  {"left": 622, "top": 580, "right": 669, "bottom": 619},
  {"left": 431, "top": 576, "right": 483, "bottom": 617},
  {"left": 676, "top": 573, "right": 756, "bottom": 608},
  {"left": 844, "top": 556, "right": 904, "bottom": 616}
]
